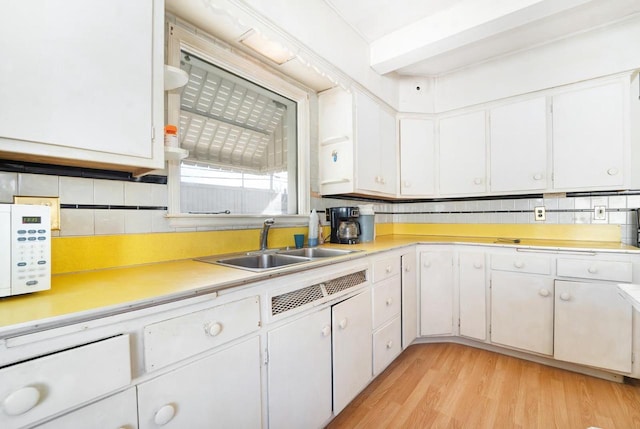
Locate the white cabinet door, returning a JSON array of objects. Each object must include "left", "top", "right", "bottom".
[
  {"left": 399, "top": 118, "right": 436, "bottom": 196},
  {"left": 332, "top": 290, "right": 373, "bottom": 414},
  {"left": 35, "top": 388, "right": 138, "bottom": 429},
  {"left": 0, "top": 0, "right": 163, "bottom": 172},
  {"left": 355, "top": 92, "right": 397, "bottom": 195},
  {"left": 491, "top": 272, "right": 554, "bottom": 355},
  {"left": 268, "top": 308, "right": 332, "bottom": 429},
  {"left": 137, "top": 336, "right": 262, "bottom": 429},
  {"left": 552, "top": 82, "right": 626, "bottom": 190},
  {"left": 401, "top": 251, "right": 418, "bottom": 348},
  {"left": 420, "top": 251, "right": 454, "bottom": 336},
  {"left": 554, "top": 280, "right": 632, "bottom": 373},
  {"left": 459, "top": 252, "right": 486, "bottom": 341},
  {"left": 490, "top": 97, "right": 547, "bottom": 192},
  {"left": 439, "top": 111, "right": 487, "bottom": 196}
]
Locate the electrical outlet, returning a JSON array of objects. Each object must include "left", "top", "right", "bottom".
[
  {"left": 594, "top": 206, "right": 607, "bottom": 220},
  {"left": 534, "top": 206, "right": 546, "bottom": 221}
]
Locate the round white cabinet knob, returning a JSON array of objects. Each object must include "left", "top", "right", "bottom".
[
  {"left": 205, "top": 322, "right": 223, "bottom": 337},
  {"left": 514, "top": 261, "right": 524, "bottom": 269},
  {"left": 473, "top": 262, "right": 483, "bottom": 269},
  {"left": 386, "top": 340, "right": 394, "bottom": 349},
  {"left": 386, "top": 298, "right": 393, "bottom": 306},
  {"left": 560, "top": 292, "right": 571, "bottom": 301},
  {"left": 607, "top": 168, "right": 619, "bottom": 176},
  {"left": 321, "top": 325, "right": 331, "bottom": 337},
  {"left": 404, "top": 265, "right": 411, "bottom": 273},
  {"left": 538, "top": 289, "right": 550, "bottom": 297},
  {"left": 423, "top": 261, "right": 431, "bottom": 268},
  {"left": 473, "top": 178, "right": 483, "bottom": 185},
  {"left": 154, "top": 404, "right": 176, "bottom": 426},
  {"left": 385, "top": 266, "right": 392, "bottom": 273},
  {"left": 403, "top": 181, "right": 411, "bottom": 188},
  {"left": 339, "top": 318, "right": 348, "bottom": 329},
  {"left": 3, "top": 386, "right": 40, "bottom": 416},
  {"left": 587, "top": 266, "right": 598, "bottom": 274},
  {"left": 533, "top": 173, "right": 543, "bottom": 180}
]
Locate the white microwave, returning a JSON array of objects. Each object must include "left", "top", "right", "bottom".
[{"left": 0, "top": 204, "right": 51, "bottom": 297}]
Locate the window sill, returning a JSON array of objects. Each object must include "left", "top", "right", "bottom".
[{"left": 166, "top": 213, "right": 311, "bottom": 229}]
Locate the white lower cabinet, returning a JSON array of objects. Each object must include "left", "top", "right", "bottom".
[
  {"left": 458, "top": 252, "right": 486, "bottom": 341},
  {"left": 332, "top": 290, "right": 373, "bottom": 414},
  {"left": 137, "top": 336, "right": 262, "bottom": 429},
  {"left": 267, "top": 307, "right": 332, "bottom": 429},
  {"left": 490, "top": 271, "right": 554, "bottom": 355},
  {"left": 554, "top": 280, "right": 632, "bottom": 372},
  {"left": 420, "top": 250, "right": 454, "bottom": 336},
  {"left": 372, "top": 317, "right": 402, "bottom": 376},
  {"left": 35, "top": 388, "right": 138, "bottom": 429}
]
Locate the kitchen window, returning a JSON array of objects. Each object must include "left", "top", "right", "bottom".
[{"left": 166, "top": 25, "right": 310, "bottom": 228}]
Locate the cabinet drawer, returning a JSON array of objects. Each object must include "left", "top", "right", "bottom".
[
  {"left": 372, "top": 256, "right": 401, "bottom": 283},
  {"left": 372, "top": 277, "right": 401, "bottom": 329},
  {"left": 491, "top": 254, "right": 551, "bottom": 275},
  {"left": 557, "top": 259, "right": 632, "bottom": 282},
  {"left": 144, "top": 296, "right": 261, "bottom": 371},
  {"left": 0, "top": 335, "right": 131, "bottom": 429},
  {"left": 373, "top": 317, "right": 402, "bottom": 376}
]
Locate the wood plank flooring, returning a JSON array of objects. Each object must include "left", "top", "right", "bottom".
[{"left": 326, "top": 343, "right": 640, "bottom": 429}]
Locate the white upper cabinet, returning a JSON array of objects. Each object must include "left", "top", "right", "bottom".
[
  {"left": 490, "top": 97, "right": 548, "bottom": 193},
  {"left": 399, "top": 118, "right": 436, "bottom": 196},
  {"left": 552, "top": 81, "right": 627, "bottom": 191},
  {"left": 439, "top": 111, "right": 487, "bottom": 196},
  {"left": 319, "top": 87, "right": 397, "bottom": 197},
  {"left": 0, "top": 0, "right": 164, "bottom": 174}
]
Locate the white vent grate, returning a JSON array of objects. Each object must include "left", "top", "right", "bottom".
[
  {"left": 324, "top": 271, "right": 367, "bottom": 295},
  {"left": 271, "top": 271, "right": 367, "bottom": 316}
]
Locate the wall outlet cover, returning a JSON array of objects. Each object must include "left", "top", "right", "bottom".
[{"left": 534, "top": 206, "right": 546, "bottom": 221}]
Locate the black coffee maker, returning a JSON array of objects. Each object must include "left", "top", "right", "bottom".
[{"left": 326, "top": 207, "right": 360, "bottom": 244}]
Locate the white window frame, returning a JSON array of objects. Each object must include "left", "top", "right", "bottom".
[{"left": 165, "top": 25, "right": 310, "bottom": 228}]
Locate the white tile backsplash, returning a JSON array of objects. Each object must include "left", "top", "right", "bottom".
[
  {"left": 94, "top": 180, "right": 125, "bottom": 205},
  {"left": 125, "top": 182, "right": 153, "bottom": 206},
  {"left": 59, "top": 177, "right": 94, "bottom": 204},
  {"left": 18, "top": 173, "right": 58, "bottom": 197},
  {"left": 60, "top": 209, "right": 95, "bottom": 236},
  {"left": 95, "top": 209, "right": 126, "bottom": 235},
  {"left": 0, "top": 172, "right": 17, "bottom": 202},
  {"left": 125, "top": 210, "right": 153, "bottom": 234}
]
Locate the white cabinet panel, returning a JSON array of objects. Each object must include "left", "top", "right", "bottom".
[
  {"left": 552, "top": 82, "right": 626, "bottom": 190},
  {"left": 268, "top": 308, "right": 332, "bottom": 429},
  {"left": 372, "top": 317, "right": 402, "bottom": 376},
  {"left": 399, "top": 118, "right": 436, "bottom": 196},
  {"left": 554, "top": 280, "right": 632, "bottom": 373},
  {"left": 459, "top": 252, "right": 486, "bottom": 341},
  {"left": 332, "top": 290, "right": 372, "bottom": 414},
  {"left": 137, "top": 336, "right": 262, "bottom": 429},
  {"left": 490, "top": 97, "right": 548, "bottom": 192},
  {"left": 372, "top": 277, "right": 401, "bottom": 330},
  {"left": 401, "top": 252, "right": 418, "bottom": 348},
  {"left": 0, "top": 0, "right": 164, "bottom": 172},
  {"left": 35, "top": 388, "right": 137, "bottom": 429},
  {"left": 439, "top": 111, "right": 486, "bottom": 195},
  {"left": 491, "top": 272, "right": 554, "bottom": 355},
  {"left": 420, "top": 251, "right": 454, "bottom": 336}
]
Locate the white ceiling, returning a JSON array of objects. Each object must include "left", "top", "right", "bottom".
[{"left": 324, "top": 0, "right": 640, "bottom": 76}]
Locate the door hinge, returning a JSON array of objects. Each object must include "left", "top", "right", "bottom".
[
  {"left": 489, "top": 324, "right": 491, "bottom": 334},
  {"left": 151, "top": 126, "right": 156, "bottom": 141},
  {"left": 458, "top": 319, "right": 461, "bottom": 328},
  {"left": 263, "top": 348, "right": 269, "bottom": 365}
]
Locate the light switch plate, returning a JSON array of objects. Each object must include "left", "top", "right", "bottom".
[{"left": 13, "top": 196, "right": 61, "bottom": 230}]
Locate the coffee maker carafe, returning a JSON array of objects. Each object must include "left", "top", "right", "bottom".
[{"left": 326, "top": 207, "right": 360, "bottom": 244}]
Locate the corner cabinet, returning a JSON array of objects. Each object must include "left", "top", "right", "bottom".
[
  {"left": 319, "top": 87, "right": 397, "bottom": 197},
  {"left": 399, "top": 118, "right": 436, "bottom": 196},
  {"left": 0, "top": 0, "right": 165, "bottom": 174}
]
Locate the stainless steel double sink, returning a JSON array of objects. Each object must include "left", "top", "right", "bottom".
[{"left": 195, "top": 247, "right": 359, "bottom": 272}]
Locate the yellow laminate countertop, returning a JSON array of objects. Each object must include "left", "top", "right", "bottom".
[{"left": 1, "top": 234, "right": 638, "bottom": 336}]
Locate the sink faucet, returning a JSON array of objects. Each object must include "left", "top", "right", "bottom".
[{"left": 259, "top": 218, "right": 275, "bottom": 251}]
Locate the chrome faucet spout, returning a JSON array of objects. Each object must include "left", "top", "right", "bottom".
[{"left": 259, "top": 218, "right": 275, "bottom": 251}]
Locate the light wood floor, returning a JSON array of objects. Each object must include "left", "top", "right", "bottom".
[{"left": 327, "top": 343, "right": 640, "bottom": 429}]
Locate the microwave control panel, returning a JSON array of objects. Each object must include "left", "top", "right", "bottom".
[{"left": 0, "top": 204, "right": 51, "bottom": 297}]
